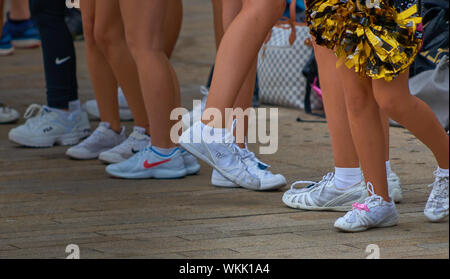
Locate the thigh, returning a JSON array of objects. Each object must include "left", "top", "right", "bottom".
[
  {"left": 93, "top": 0, "right": 125, "bottom": 38},
  {"left": 80, "top": 0, "right": 96, "bottom": 36},
  {"left": 371, "top": 71, "right": 411, "bottom": 103},
  {"left": 119, "top": 0, "right": 168, "bottom": 50}
]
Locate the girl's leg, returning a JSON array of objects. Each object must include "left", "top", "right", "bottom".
[
  {"left": 165, "top": 0, "right": 183, "bottom": 58},
  {"left": 212, "top": 0, "right": 224, "bottom": 49},
  {"left": 9, "top": 0, "right": 31, "bottom": 20},
  {"left": 372, "top": 72, "right": 449, "bottom": 169},
  {"left": 204, "top": 0, "right": 285, "bottom": 129},
  {"left": 89, "top": 0, "right": 149, "bottom": 132},
  {"left": 80, "top": 0, "right": 120, "bottom": 132},
  {"left": 339, "top": 67, "right": 390, "bottom": 201},
  {"left": 314, "top": 45, "right": 360, "bottom": 168},
  {"left": 120, "top": 0, "right": 177, "bottom": 148},
  {"left": 221, "top": 0, "right": 257, "bottom": 146}
]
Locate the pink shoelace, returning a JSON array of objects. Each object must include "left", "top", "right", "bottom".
[{"left": 352, "top": 203, "right": 370, "bottom": 212}]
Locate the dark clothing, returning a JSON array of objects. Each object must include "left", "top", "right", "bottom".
[{"left": 30, "top": 0, "right": 78, "bottom": 109}]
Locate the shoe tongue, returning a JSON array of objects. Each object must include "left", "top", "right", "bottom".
[
  {"left": 133, "top": 126, "right": 146, "bottom": 135},
  {"left": 98, "top": 122, "right": 111, "bottom": 131}
]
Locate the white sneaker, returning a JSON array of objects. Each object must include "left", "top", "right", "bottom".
[
  {"left": 211, "top": 144, "right": 286, "bottom": 190},
  {"left": 334, "top": 183, "right": 398, "bottom": 232},
  {"left": 282, "top": 173, "right": 367, "bottom": 211},
  {"left": 424, "top": 169, "right": 449, "bottom": 222},
  {"left": 0, "top": 103, "right": 19, "bottom": 124},
  {"left": 66, "top": 122, "right": 126, "bottom": 160},
  {"left": 181, "top": 149, "right": 201, "bottom": 175},
  {"left": 106, "top": 146, "right": 187, "bottom": 179},
  {"left": 179, "top": 121, "right": 260, "bottom": 190},
  {"left": 99, "top": 126, "right": 150, "bottom": 164},
  {"left": 181, "top": 86, "right": 208, "bottom": 130},
  {"left": 83, "top": 87, "right": 133, "bottom": 121},
  {"left": 388, "top": 171, "right": 403, "bottom": 203},
  {"left": 8, "top": 103, "right": 90, "bottom": 147}
]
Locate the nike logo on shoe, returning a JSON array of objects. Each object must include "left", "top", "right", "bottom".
[
  {"left": 131, "top": 148, "right": 140, "bottom": 154},
  {"left": 55, "top": 56, "right": 71, "bottom": 65},
  {"left": 143, "top": 159, "right": 171, "bottom": 169}
]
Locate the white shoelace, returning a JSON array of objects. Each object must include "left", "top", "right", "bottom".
[{"left": 290, "top": 172, "right": 334, "bottom": 192}]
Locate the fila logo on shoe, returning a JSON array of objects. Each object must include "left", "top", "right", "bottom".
[
  {"left": 143, "top": 159, "right": 171, "bottom": 169},
  {"left": 43, "top": 126, "right": 53, "bottom": 133}
]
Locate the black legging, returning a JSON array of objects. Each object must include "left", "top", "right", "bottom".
[{"left": 29, "top": 0, "right": 78, "bottom": 109}]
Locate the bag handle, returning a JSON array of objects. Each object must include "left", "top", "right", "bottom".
[{"left": 264, "top": 0, "right": 306, "bottom": 45}]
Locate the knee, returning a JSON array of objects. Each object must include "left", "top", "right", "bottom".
[
  {"left": 245, "top": 0, "right": 285, "bottom": 25},
  {"left": 374, "top": 92, "right": 406, "bottom": 118},
  {"left": 93, "top": 25, "right": 120, "bottom": 55},
  {"left": 125, "top": 32, "right": 163, "bottom": 59},
  {"left": 345, "top": 91, "right": 374, "bottom": 117}
]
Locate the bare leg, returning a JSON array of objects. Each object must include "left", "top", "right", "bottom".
[
  {"left": 221, "top": 0, "right": 257, "bottom": 147},
  {"left": 373, "top": 72, "right": 450, "bottom": 169},
  {"left": 165, "top": 0, "right": 183, "bottom": 58},
  {"left": 80, "top": 0, "right": 121, "bottom": 132},
  {"left": 204, "top": 0, "right": 285, "bottom": 129},
  {"left": 316, "top": 44, "right": 391, "bottom": 169},
  {"left": 120, "top": 0, "right": 178, "bottom": 148},
  {"left": 9, "top": 0, "right": 30, "bottom": 20},
  {"left": 91, "top": 0, "right": 149, "bottom": 132},
  {"left": 339, "top": 66, "right": 390, "bottom": 201},
  {"left": 211, "top": 0, "right": 224, "bottom": 49},
  {"left": 314, "top": 44, "right": 360, "bottom": 168}
]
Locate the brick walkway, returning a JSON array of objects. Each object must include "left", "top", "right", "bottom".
[{"left": 0, "top": 0, "right": 447, "bottom": 259}]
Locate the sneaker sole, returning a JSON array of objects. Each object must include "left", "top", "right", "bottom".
[
  {"left": 12, "top": 39, "right": 41, "bottom": 49},
  {"left": 186, "top": 164, "right": 201, "bottom": 176},
  {"left": 9, "top": 130, "right": 90, "bottom": 148},
  {"left": 0, "top": 47, "right": 14, "bottom": 56},
  {"left": 335, "top": 214, "right": 398, "bottom": 232},
  {"left": 282, "top": 192, "right": 365, "bottom": 212},
  {"left": 106, "top": 167, "right": 187, "bottom": 180},
  {"left": 179, "top": 141, "right": 260, "bottom": 190}
]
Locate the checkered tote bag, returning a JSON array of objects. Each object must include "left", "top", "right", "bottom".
[{"left": 257, "top": 24, "right": 322, "bottom": 110}]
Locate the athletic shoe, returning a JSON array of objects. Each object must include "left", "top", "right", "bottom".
[
  {"left": 4, "top": 16, "right": 40, "bottom": 49},
  {"left": 181, "top": 86, "right": 208, "bottom": 129},
  {"left": 179, "top": 121, "right": 260, "bottom": 190},
  {"left": 83, "top": 88, "right": 133, "bottom": 121},
  {"left": 334, "top": 183, "right": 398, "bottom": 232},
  {"left": 66, "top": 122, "right": 126, "bottom": 160},
  {"left": 424, "top": 169, "right": 449, "bottom": 222},
  {"left": 0, "top": 31, "right": 14, "bottom": 56},
  {"left": 388, "top": 171, "right": 403, "bottom": 203},
  {"left": 362, "top": 171, "right": 403, "bottom": 203},
  {"left": 99, "top": 126, "right": 150, "bottom": 164},
  {"left": 181, "top": 149, "right": 201, "bottom": 175},
  {"left": 0, "top": 103, "right": 19, "bottom": 123},
  {"left": 8, "top": 103, "right": 90, "bottom": 147},
  {"left": 282, "top": 173, "right": 367, "bottom": 211},
  {"left": 211, "top": 144, "right": 286, "bottom": 190},
  {"left": 106, "top": 146, "right": 187, "bottom": 179}
]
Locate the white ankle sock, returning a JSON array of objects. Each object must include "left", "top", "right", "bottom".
[
  {"left": 201, "top": 122, "right": 229, "bottom": 143},
  {"left": 386, "top": 161, "right": 392, "bottom": 176},
  {"left": 437, "top": 167, "right": 449, "bottom": 177},
  {"left": 335, "top": 167, "right": 363, "bottom": 190}
]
